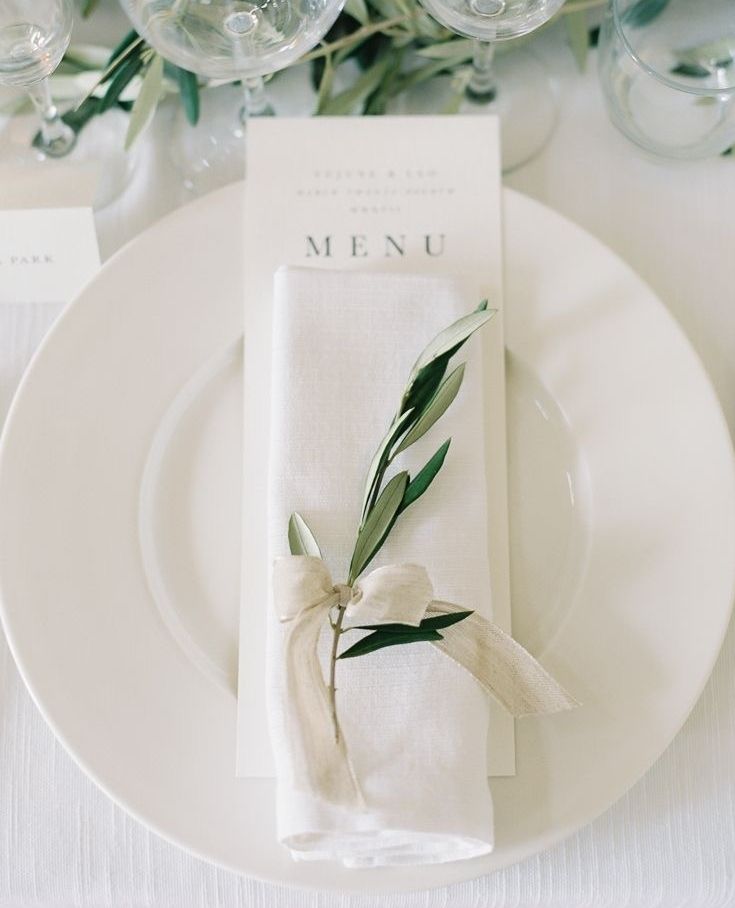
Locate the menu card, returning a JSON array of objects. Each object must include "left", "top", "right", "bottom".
[{"left": 237, "top": 116, "right": 514, "bottom": 777}]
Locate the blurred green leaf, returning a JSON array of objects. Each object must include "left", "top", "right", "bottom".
[
  {"left": 125, "top": 53, "right": 163, "bottom": 151},
  {"left": 623, "top": 0, "right": 669, "bottom": 28},
  {"left": 172, "top": 65, "right": 200, "bottom": 125},
  {"left": 345, "top": 0, "right": 370, "bottom": 25},
  {"left": 100, "top": 52, "right": 144, "bottom": 112},
  {"left": 565, "top": 9, "right": 588, "bottom": 72},
  {"left": 318, "top": 52, "right": 393, "bottom": 114}
]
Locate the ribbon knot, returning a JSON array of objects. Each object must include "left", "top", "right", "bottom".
[
  {"left": 273, "top": 555, "right": 578, "bottom": 809},
  {"left": 334, "top": 583, "right": 354, "bottom": 608}
]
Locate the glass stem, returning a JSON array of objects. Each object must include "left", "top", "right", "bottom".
[
  {"left": 26, "top": 77, "right": 76, "bottom": 157},
  {"left": 240, "top": 76, "right": 275, "bottom": 120},
  {"left": 467, "top": 39, "right": 498, "bottom": 102}
]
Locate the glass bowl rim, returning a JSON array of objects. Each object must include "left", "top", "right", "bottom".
[{"left": 612, "top": 0, "right": 735, "bottom": 97}]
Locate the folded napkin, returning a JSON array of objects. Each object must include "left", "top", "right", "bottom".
[{"left": 267, "top": 266, "right": 495, "bottom": 867}]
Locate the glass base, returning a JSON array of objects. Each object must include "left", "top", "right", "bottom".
[
  {"left": 396, "top": 48, "right": 558, "bottom": 173},
  {"left": 38, "top": 120, "right": 77, "bottom": 158},
  {"left": 0, "top": 108, "right": 138, "bottom": 210}
]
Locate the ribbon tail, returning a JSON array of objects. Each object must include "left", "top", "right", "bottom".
[
  {"left": 427, "top": 602, "right": 579, "bottom": 717},
  {"left": 280, "top": 599, "right": 364, "bottom": 808}
]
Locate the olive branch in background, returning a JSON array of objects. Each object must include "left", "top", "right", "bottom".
[
  {"left": 287, "top": 302, "right": 494, "bottom": 742},
  {"left": 30, "top": 0, "right": 729, "bottom": 152},
  {"left": 27, "top": 0, "right": 610, "bottom": 149}
]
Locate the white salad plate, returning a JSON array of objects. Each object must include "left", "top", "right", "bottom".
[{"left": 0, "top": 185, "right": 733, "bottom": 893}]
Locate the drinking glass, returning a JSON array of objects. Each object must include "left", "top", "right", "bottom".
[
  {"left": 598, "top": 0, "right": 735, "bottom": 159},
  {"left": 0, "top": 0, "right": 76, "bottom": 157},
  {"left": 416, "top": 0, "right": 565, "bottom": 169},
  {"left": 120, "top": 0, "right": 345, "bottom": 192}
]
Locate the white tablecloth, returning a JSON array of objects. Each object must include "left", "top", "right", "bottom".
[{"left": 1, "top": 21, "right": 734, "bottom": 908}]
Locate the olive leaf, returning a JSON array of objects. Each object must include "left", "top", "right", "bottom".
[
  {"left": 360, "top": 408, "right": 414, "bottom": 520},
  {"left": 338, "top": 628, "right": 443, "bottom": 659},
  {"left": 350, "top": 471, "right": 408, "bottom": 581},
  {"left": 340, "top": 610, "right": 474, "bottom": 659},
  {"left": 564, "top": 9, "right": 589, "bottom": 72},
  {"left": 170, "top": 65, "right": 200, "bottom": 125},
  {"left": 399, "top": 438, "right": 451, "bottom": 513},
  {"left": 408, "top": 304, "right": 494, "bottom": 380},
  {"left": 622, "top": 0, "right": 669, "bottom": 28},
  {"left": 100, "top": 52, "right": 144, "bottom": 112},
  {"left": 416, "top": 38, "right": 474, "bottom": 60},
  {"left": 125, "top": 53, "right": 163, "bottom": 151},
  {"left": 288, "top": 512, "right": 322, "bottom": 557},
  {"left": 395, "top": 363, "right": 464, "bottom": 454},
  {"left": 356, "top": 610, "right": 473, "bottom": 632},
  {"left": 345, "top": 0, "right": 370, "bottom": 25}
]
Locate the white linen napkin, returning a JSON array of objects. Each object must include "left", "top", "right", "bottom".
[{"left": 267, "top": 266, "right": 495, "bottom": 867}]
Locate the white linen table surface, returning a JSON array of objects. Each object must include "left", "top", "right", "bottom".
[{"left": 0, "top": 15, "right": 734, "bottom": 908}]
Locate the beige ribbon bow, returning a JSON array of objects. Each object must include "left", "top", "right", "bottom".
[{"left": 273, "top": 555, "right": 578, "bottom": 808}]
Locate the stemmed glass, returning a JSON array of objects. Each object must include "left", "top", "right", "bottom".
[
  {"left": 598, "top": 0, "right": 735, "bottom": 159},
  {"left": 0, "top": 0, "right": 139, "bottom": 208},
  {"left": 416, "top": 0, "right": 565, "bottom": 170},
  {"left": 120, "top": 0, "right": 346, "bottom": 193},
  {"left": 0, "top": 0, "right": 76, "bottom": 158}
]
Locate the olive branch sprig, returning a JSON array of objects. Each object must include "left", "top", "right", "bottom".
[{"left": 288, "top": 301, "right": 495, "bottom": 740}]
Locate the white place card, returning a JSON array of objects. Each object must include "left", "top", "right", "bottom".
[
  {"left": 0, "top": 208, "right": 99, "bottom": 305},
  {"left": 237, "top": 116, "right": 514, "bottom": 777}
]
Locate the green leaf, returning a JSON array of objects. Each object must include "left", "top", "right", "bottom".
[
  {"left": 355, "top": 610, "right": 473, "bottom": 633},
  {"left": 319, "top": 53, "right": 393, "bottom": 115},
  {"left": 395, "top": 363, "right": 464, "bottom": 454},
  {"left": 288, "top": 513, "right": 322, "bottom": 557},
  {"left": 106, "top": 30, "right": 142, "bottom": 74},
  {"left": 400, "top": 355, "right": 449, "bottom": 417},
  {"left": 62, "top": 44, "right": 110, "bottom": 71},
  {"left": 360, "top": 408, "right": 414, "bottom": 519},
  {"left": 409, "top": 305, "right": 495, "bottom": 380},
  {"left": 81, "top": 0, "right": 100, "bottom": 16},
  {"left": 622, "top": 0, "right": 669, "bottom": 28},
  {"left": 420, "top": 609, "right": 474, "bottom": 629},
  {"left": 364, "top": 46, "right": 405, "bottom": 115},
  {"left": 345, "top": 0, "right": 370, "bottom": 25},
  {"left": 316, "top": 54, "right": 336, "bottom": 114},
  {"left": 125, "top": 54, "right": 163, "bottom": 151},
  {"left": 674, "top": 39, "right": 735, "bottom": 74},
  {"left": 350, "top": 471, "right": 408, "bottom": 581},
  {"left": 399, "top": 438, "right": 451, "bottom": 513},
  {"left": 671, "top": 62, "right": 710, "bottom": 78},
  {"left": 416, "top": 38, "right": 474, "bottom": 60},
  {"left": 100, "top": 52, "right": 144, "bottom": 113},
  {"left": 338, "top": 627, "right": 443, "bottom": 659},
  {"left": 564, "top": 10, "right": 588, "bottom": 72},
  {"left": 172, "top": 65, "right": 200, "bottom": 125}
]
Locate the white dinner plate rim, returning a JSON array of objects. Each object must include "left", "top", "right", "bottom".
[{"left": 0, "top": 183, "right": 733, "bottom": 893}]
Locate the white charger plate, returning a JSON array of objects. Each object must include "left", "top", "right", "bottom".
[{"left": 0, "top": 184, "right": 733, "bottom": 893}]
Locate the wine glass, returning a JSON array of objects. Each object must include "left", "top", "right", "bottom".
[
  {"left": 598, "top": 0, "right": 735, "bottom": 159},
  {"left": 0, "top": 0, "right": 139, "bottom": 208},
  {"left": 0, "top": 0, "right": 76, "bottom": 158},
  {"left": 120, "top": 0, "right": 346, "bottom": 193},
  {"left": 416, "top": 0, "right": 565, "bottom": 170}
]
